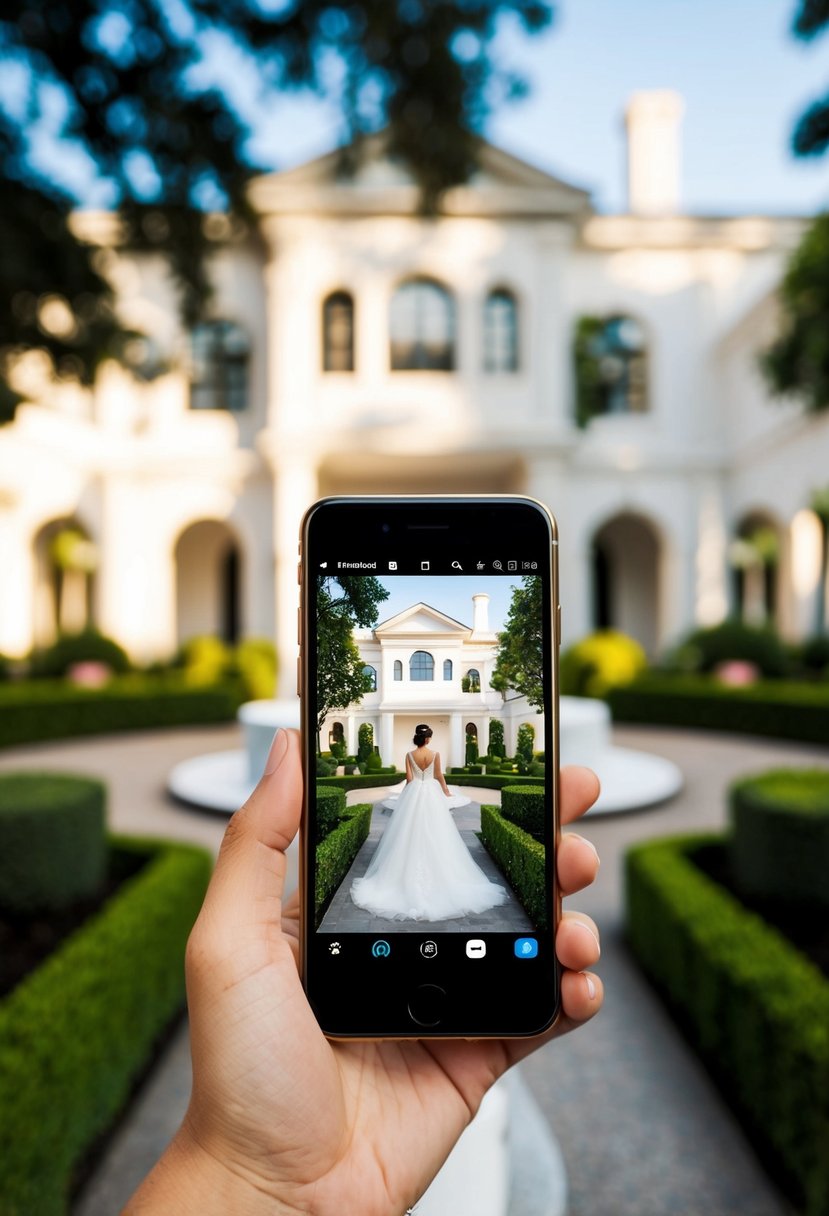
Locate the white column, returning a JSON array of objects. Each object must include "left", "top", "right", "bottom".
[
  {"left": 450, "top": 712, "right": 464, "bottom": 770},
  {"left": 479, "top": 716, "right": 490, "bottom": 757},
  {"left": 346, "top": 715, "right": 358, "bottom": 756},
  {"left": 381, "top": 711, "right": 395, "bottom": 767}
]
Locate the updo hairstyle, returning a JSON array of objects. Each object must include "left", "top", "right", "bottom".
[{"left": 413, "top": 724, "right": 433, "bottom": 747}]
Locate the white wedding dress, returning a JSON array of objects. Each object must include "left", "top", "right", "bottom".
[{"left": 350, "top": 750, "right": 507, "bottom": 921}]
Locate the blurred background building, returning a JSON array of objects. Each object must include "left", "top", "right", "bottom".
[{"left": 1, "top": 88, "right": 826, "bottom": 699}]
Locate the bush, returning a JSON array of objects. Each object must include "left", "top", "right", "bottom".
[
  {"left": 465, "top": 733, "right": 479, "bottom": 765},
  {"left": 316, "top": 772, "right": 405, "bottom": 792},
  {"left": 516, "top": 723, "right": 535, "bottom": 765},
  {"left": 29, "top": 630, "right": 131, "bottom": 679},
  {"left": 483, "top": 755, "right": 502, "bottom": 772},
  {"left": 315, "top": 804, "right": 372, "bottom": 926},
  {"left": 488, "top": 719, "right": 506, "bottom": 758},
  {"left": 233, "top": 638, "right": 277, "bottom": 700},
  {"left": 668, "top": 619, "right": 790, "bottom": 679},
  {"left": 0, "top": 652, "right": 12, "bottom": 682},
  {"left": 480, "top": 805, "right": 548, "bottom": 930},
  {"left": 466, "top": 764, "right": 483, "bottom": 775},
  {"left": 0, "top": 775, "right": 106, "bottom": 914},
  {"left": 626, "top": 833, "right": 829, "bottom": 1216},
  {"left": 501, "top": 785, "right": 546, "bottom": 840},
  {"left": 329, "top": 740, "right": 346, "bottom": 761},
  {"left": 357, "top": 723, "right": 374, "bottom": 765},
  {"left": 365, "top": 753, "right": 383, "bottom": 773},
  {"left": 316, "top": 754, "right": 336, "bottom": 777},
  {"left": 0, "top": 678, "right": 242, "bottom": 750},
  {"left": 799, "top": 635, "right": 829, "bottom": 677},
  {"left": 560, "top": 629, "right": 647, "bottom": 698},
  {"left": 315, "top": 785, "right": 347, "bottom": 842},
  {"left": 609, "top": 674, "right": 829, "bottom": 746},
  {"left": 730, "top": 770, "right": 829, "bottom": 910},
  {"left": 178, "top": 635, "right": 231, "bottom": 686},
  {"left": 0, "top": 835, "right": 211, "bottom": 1216}
]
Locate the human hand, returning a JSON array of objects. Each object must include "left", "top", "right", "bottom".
[{"left": 126, "top": 730, "right": 602, "bottom": 1216}]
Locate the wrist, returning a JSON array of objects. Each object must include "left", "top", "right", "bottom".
[{"left": 124, "top": 1120, "right": 301, "bottom": 1216}]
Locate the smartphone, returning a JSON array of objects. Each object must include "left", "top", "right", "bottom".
[{"left": 298, "top": 495, "right": 561, "bottom": 1038}]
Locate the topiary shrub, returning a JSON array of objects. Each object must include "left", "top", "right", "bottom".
[
  {"left": 560, "top": 629, "right": 647, "bottom": 698},
  {"left": 669, "top": 619, "right": 790, "bottom": 679},
  {"left": 465, "top": 731, "right": 479, "bottom": 765},
  {"left": 315, "top": 786, "right": 347, "bottom": 842},
  {"left": 730, "top": 769, "right": 829, "bottom": 910},
  {"left": 29, "top": 631, "right": 131, "bottom": 680},
  {"left": 488, "top": 719, "right": 506, "bottom": 758},
  {"left": 516, "top": 723, "right": 535, "bottom": 766},
  {"left": 800, "top": 635, "right": 829, "bottom": 677},
  {"left": 480, "top": 805, "right": 548, "bottom": 930},
  {"left": 357, "top": 723, "right": 374, "bottom": 765},
  {"left": 316, "top": 754, "right": 336, "bottom": 777},
  {"left": 178, "top": 635, "right": 232, "bottom": 687},
  {"left": 501, "top": 785, "right": 546, "bottom": 841},
  {"left": 233, "top": 638, "right": 277, "bottom": 699},
  {"left": 315, "top": 804, "right": 372, "bottom": 926},
  {"left": 0, "top": 774, "right": 106, "bottom": 914},
  {"left": 365, "top": 753, "right": 383, "bottom": 773}
]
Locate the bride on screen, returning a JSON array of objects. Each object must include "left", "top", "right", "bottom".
[{"left": 350, "top": 724, "right": 507, "bottom": 921}]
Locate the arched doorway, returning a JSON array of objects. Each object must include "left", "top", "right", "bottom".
[
  {"left": 730, "top": 511, "right": 783, "bottom": 627},
  {"left": 32, "top": 518, "right": 98, "bottom": 645},
  {"left": 175, "top": 520, "right": 242, "bottom": 645},
  {"left": 591, "top": 513, "right": 661, "bottom": 655}
]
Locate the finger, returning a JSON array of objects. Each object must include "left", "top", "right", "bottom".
[
  {"left": 196, "top": 728, "right": 302, "bottom": 939},
  {"left": 560, "top": 766, "right": 601, "bottom": 825},
  {"left": 556, "top": 911, "right": 601, "bottom": 970},
  {"left": 557, "top": 832, "right": 600, "bottom": 896}
]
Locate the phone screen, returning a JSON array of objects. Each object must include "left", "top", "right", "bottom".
[{"left": 301, "top": 497, "right": 560, "bottom": 1037}]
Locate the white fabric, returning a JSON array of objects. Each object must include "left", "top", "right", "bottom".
[{"left": 350, "top": 751, "right": 507, "bottom": 921}]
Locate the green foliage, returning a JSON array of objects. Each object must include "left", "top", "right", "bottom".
[
  {"left": 178, "top": 635, "right": 232, "bottom": 686},
  {"left": 233, "top": 638, "right": 277, "bottom": 700},
  {"left": 559, "top": 629, "right": 647, "bottom": 698},
  {"left": 488, "top": 719, "right": 506, "bottom": 757},
  {"left": 667, "top": 619, "right": 790, "bottom": 678},
  {"left": 501, "top": 784, "right": 546, "bottom": 840},
  {"left": 0, "top": 836, "right": 211, "bottom": 1216},
  {"left": 357, "top": 723, "right": 374, "bottom": 765},
  {"left": 483, "top": 754, "right": 502, "bottom": 771},
  {"left": 465, "top": 730, "right": 479, "bottom": 765},
  {"left": 315, "top": 786, "right": 347, "bottom": 842},
  {"left": 316, "top": 754, "right": 336, "bottom": 777},
  {"left": 315, "top": 804, "right": 372, "bottom": 927},
  {"left": 0, "top": 0, "right": 553, "bottom": 420},
  {"left": 800, "top": 633, "right": 829, "bottom": 674},
  {"left": 446, "top": 773, "right": 542, "bottom": 790},
  {"left": 573, "top": 315, "right": 606, "bottom": 427},
  {"left": 492, "top": 576, "right": 544, "bottom": 709},
  {"left": 761, "top": 212, "right": 829, "bottom": 412},
  {"left": 480, "top": 805, "right": 548, "bottom": 929},
  {"left": 29, "top": 630, "right": 131, "bottom": 679},
  {"left": 316, "top": 575, "right": 389, "bottom": 736},
  {"left": 626, "top": 833, "right": 829, "bottom": 1216},
  {"left": 0, "top": 775, "right": 106, "bottom": 914},
  {"left": 329, "top": 740, "right": 347, "bottom": 761},
  {"left": 0, "top": 677, "right": 241, "bottom": 750},
  {"left": 316, "top": 773, "right": 405, "bottom": 792},
  {"left": 365, "top": 753, "right": 383, "bottom": 773},
  {"left": 516, "top": 722, "right": 535, "bottom": 765},
  {"left": 730, "top": 769, "right": 829, "bottom": 909},
  {"left": 0, "top": 653, "right": 11, "bottom": 682},
  {"left": 609, "top": 674, "right": 829, "bottom": 745}
]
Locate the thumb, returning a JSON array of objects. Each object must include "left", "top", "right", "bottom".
[{"left": 197, "top": 728, "right": 303, "bottom": 939}]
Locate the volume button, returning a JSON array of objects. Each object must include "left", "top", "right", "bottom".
[
  {"left": 296, "top": 656, "right": 301, "bottom": 697},
  {"left": 556, "top": 604, "right": 561, "bottom": 647},
  {"left": 297, "top": 607, "right": 301, "bottom": 645}
]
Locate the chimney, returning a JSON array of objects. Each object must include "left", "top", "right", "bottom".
[
  {"left": 471, "top": 593, "right": 493, "bottom": 638},
  {"left": 624, "top": 90, "right": 684, "bottom": 216}
]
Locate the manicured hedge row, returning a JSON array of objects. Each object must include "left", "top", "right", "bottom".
[
  {"left": 316, "top": 786, "right": 347, "bottom": 842},
  {"left": 501, "top": 785, "right": 546, "bottom": 841},
  {"left": 0, "top": 834, "right": 212, "bottom": 1216},
  {"left": 0, "top": 774, "right": 106, "bottom": 913},
  {"left": 730, "top": 769, "right": 829, "bottom": 910},
  {"left": 626, "top": 833, "right": 829, "bottom": 1216},
  {"left": 0, "top": 678, "right": 243, "bottom": 749},
  {"left": 480, "top": 805, "right": 548, "bottom": 930},
  {"left": 609, "top": 675, "right": 829, "bottom": 745},
  {"left": 447, "top": 774, "right": 545, "bottom": 792},
  {"left": 316, "top": 773, "right": 405, "bottom": 793},
  {"left": 315, "top": 804, "right": 372, "bottom": 927}
]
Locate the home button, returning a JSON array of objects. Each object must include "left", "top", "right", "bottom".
[{"left": 407, "top": 984, "right": 446, "bottom": 1027}]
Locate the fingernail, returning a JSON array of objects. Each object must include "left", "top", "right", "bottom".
[
  {"left": 583, "top": 973, "right": 597, "bottom": 1001},
  {"left": 569, "top": 833, "right": 600, "bottom": 867},
  {"left": 264, "top": 729, "right": 289, "bottom": 776},
  {"left": 576, "top": 921, "right": 601, "bottom": 957}
]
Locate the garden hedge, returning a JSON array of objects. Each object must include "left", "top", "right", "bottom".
[
  {"left": 0, "top": 774, "right": 106, "bottom": 914},
  {"left": 315, "top": 785, "right": 347, "bottom": 842},
  {"left": 316, "top": 773, "right": 405, "bottom": 793},
  {"left": 500, "top": 785, "right": 546, "bottom": 841},
  {"left": 0, "top": 678, "right": 243, "bottom": 749},
  {"left": 609, "top": 674, "right": 829, "bottom": 745},
  {"left": 730, "top": 769, "right": 829, "bottom": 909},
  {"left": 480, "top": 805, "right": 548, "bottom": 930},
  {"left": 446, "top": 774, "right": 545, "bottom": 791},
  {"left": 315, "top": 804, "right": 372, "bottom": 926},
  {"left": 626, "top": 833, "right": 829, "bottom": 1216},
  {"left": 0, "top": 834, "right": 212, "bottom": 1216}
]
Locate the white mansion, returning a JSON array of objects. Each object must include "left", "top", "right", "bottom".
[
  {"left": 323, "top": 592, "right": 539, "bottom": 769},
  {"left": 1, "top": 90, "right": 828, "bottom": 697}
]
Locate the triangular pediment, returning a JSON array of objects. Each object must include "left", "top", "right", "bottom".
[
  {"left": 249, "top": 132, "right": 592, "bottom": 218},
  {"left": 375, "top": 602, "right": 470, "bottom": 637}
]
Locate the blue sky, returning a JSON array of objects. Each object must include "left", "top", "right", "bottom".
[{"left": 372, "top": 575, "right": 519, "bottom": 637}]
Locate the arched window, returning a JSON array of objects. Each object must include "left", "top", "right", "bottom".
[
  {"left": 390, "top": 278, "right": 455, "bottom": 371},
  {"left": 409, "top": 650, "right": 435, "bottom": 681},
  {"left": 393, "top": 659, "right": 403, "bottom": 681},
  {"left": 322, "top": 291, "right": 354, "bottom": 372},
  {"left": 574, "top": 314, "right": 648, "bottom": 424},
  {"left": 443, "top": 658, "right": 453, "bottom": 680},
  {"left": 465, "top": 723, "right": 478, "bottom": 738},
  {"left": 189, "top": 320, "right": 250, "bottom": 411},
  {"left": 329, "top": 721, "right": 344, "bottom": 747},
  {"left": 484, "top": 288, "right": 518, "bottom": 373},
  {"left": 362, "top": 664, "right": 377, "bottom": 692},
  {"left": 462, "top": 668, "right": 481, "bottom": 692}
]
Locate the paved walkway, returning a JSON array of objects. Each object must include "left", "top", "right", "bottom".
[
  {"left": 319, "top": 797, "right": 532, "bottom": 934},
  {"left": 2, "top": 722, "right": 822, "bottom": 1214}
]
